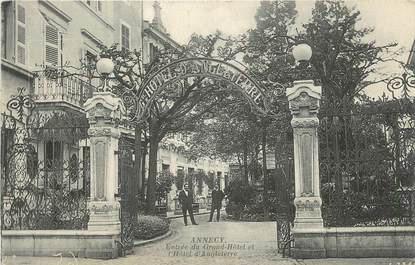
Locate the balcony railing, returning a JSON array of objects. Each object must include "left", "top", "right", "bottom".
[{"left": 33, "top": 71, "right": 95, "bottom": 108}]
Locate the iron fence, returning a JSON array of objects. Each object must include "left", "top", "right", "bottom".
[
  {"left": 319, "top": 96, "right": 415, "bottom": 227},
  {"left": 1, "top": 89, "right": 90, "bottom": 230},
  {"left": 118, "top": 135, "right": 137, "bottom": 251},
  {"left": 274, "top": 156, "right": 295, "bottom": 256},
  {"left": 2, "top": 158, "right": 89, "bottom": 230}
]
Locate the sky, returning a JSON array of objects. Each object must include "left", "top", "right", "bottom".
[{"left": 143, "top": 0, "right": 415, "bottom": 97}]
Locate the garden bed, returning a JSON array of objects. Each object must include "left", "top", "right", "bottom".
[{"left": 134, "top": 215, "right": 170, "bottom": 240}]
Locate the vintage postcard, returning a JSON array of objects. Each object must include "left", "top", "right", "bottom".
[{"left": 1, "top": 0, "right": 415, "bottom": 264}]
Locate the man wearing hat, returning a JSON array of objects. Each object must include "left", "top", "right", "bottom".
[
  {"left": 178, "top": 183, "right": 198, "bottom": 226},
  {"left": 209, "top": 184, "right": 225, "bottom": 222}
]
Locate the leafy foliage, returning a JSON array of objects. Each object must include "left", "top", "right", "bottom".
[
  {"left": 134, "top": 215, "right": 170, "bottom": 240},
  {"left": 302, "top": 0, "right": 399, "bottom": 106},
  {"left": 174, "top": 172, "right": 185, "bottom": 191},
  {"left": 224, "top": 178, "right": 256, "bottom": 219},
  {"left": 155, "top": 171, "right": 174, "bottom": 205}
]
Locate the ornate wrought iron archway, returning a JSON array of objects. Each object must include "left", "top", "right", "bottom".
[{"left": 123, "top": 57, "right": 278, "bottom": 123}]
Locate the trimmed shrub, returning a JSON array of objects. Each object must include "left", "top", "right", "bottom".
[
  {"left": 156, "top": 171, "right": 174, "bottom": 205},
  {"left": 134, "top": 215, "right": 170, "bottom": 240}
]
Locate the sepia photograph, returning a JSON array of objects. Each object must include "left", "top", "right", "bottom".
[{"left": 0, "top": 0, "right": 415, "bottom": 264}]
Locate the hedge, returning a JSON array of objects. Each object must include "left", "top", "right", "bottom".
[{"left": 134, "top": 215, "right": 170, "bottom": 240}]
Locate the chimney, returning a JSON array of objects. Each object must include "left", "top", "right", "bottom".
[{"left": 152, "top": 1, "right": 166, "bottom": 33}]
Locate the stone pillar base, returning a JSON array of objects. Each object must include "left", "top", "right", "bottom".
[
  {"left": 84, "top": 233, "right": 120, "bottom": 259},
  {"left": 88, "top": 201, "right": 121, "bottom": 232},
  {"left": 294, "top": 197, "right": 324, "bottom": 229},
  {"left": 292, "top": 228, "right": 327, "bottom": 259}
]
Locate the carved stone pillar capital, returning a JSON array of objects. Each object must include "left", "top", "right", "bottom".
[
  {"left": 87, "top": 127, "right": 121, "bottom": 139},
  {"left": 84, "top": 92, "right": 126, "bottom": 125},
  {"left": 286, "top": 80, "right": 321, "bottom": 117},
  {"left": 291, "top": 117, "right": 319, "bottom": 128}
]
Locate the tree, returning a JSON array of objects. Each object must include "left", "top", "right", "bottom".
[
  {"left": 300, "top": 1, "right": 406, "bottom": 225},
  {"left": 184, "top": 95, "right": 265, "bottom": 185},
  {"left": 243, "top": 0, "right": 297, "bottom": 80},
  {"left": 141, "top": 33, "right": 244, "bottom": 214},
  {"left": 302, "top": 0, "right": 398, "bottom": 107}
]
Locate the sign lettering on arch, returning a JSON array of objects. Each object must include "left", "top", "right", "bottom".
[{"left": 136, "top": 58, "right": 270, "bottom": 121}]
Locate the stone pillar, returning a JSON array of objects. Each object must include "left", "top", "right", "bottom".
[
  {"left": 286, "top": 80, "right": 323, "bottom": 229},
  {"left": 84, "top": 92, "right": 126, "bottom": 232}
]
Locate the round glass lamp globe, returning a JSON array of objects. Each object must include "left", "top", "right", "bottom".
[
  {"left": 292, "top": 43, "right": 312, "bottom": 62},
  {"left": 96, "top": 57, "right": 114, "bottom": 75}
]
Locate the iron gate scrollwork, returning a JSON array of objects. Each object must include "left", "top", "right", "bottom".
[
  {"left": 1, "top": 88, "right": 90, "bottom": 230},
  {"left": 275, "top": 158, "right": 295, "bottom": 257},
  {"left": 274, "top": 132, "right": 295, "bottom": 257},
  {"left": 319, "top": 73, "right": 415, "bottom": 227},
  {"left": 118, "top": 135, "right": 136, "bottom": 252}
]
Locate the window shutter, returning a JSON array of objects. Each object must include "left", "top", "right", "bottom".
[
  {"left": 16, "top": 4, "right": 25, "bottom": 65},
  {"left": 17, "top": 5, "right": 25, "bottom": 23},
  {"left": 17, "top": 25, "right": 25, "bottom": 44},
  {"left": 45, "top": 24, "right": 59, "bottom": 65},
  {"left": 60, "top": 32, "right": 64, "bottom": 66},
  {"left": 121, "top": 24, "right": 130, "bottom": 50},
  {"left": 97, "top": 0, "right": 102, "bottom": 12}
]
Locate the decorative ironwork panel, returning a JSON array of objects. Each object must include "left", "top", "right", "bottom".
[
  {"left": 319, "top": 77, "right": 415, "bottom": 227},
  {"left": 275, "top": 158, "right": 295, "bottom": 255},
  {"left": 1, "top": 89, "right": 90, "bottom": 230},
  {"left": 118, "top": 135, "right": 136, "bottom": 249}
]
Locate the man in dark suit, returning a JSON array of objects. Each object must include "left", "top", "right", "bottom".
[
  {"left": 209, "top": 184, "right": 225, "bottom": 222},
  {"left": 178, "top": 183, "right": 198, "bottom": 226}
]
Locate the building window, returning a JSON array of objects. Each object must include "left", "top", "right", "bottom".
[
  {"left": 45, "top": 140, "right": 62, "bottom": 163},
  {"left": 97, "top": 0, "right": 102, "bottom": 12},
  {"left": 197, "top": 169, "right": 204, "bottom": 195},
  {"left": 162, "top": 163, "right": 170, "bottom": 172},
  {"left": 86, "top": 0, "right": 91, "bottom": 6},
  {"left": 188, "top": 167, "right": 194, "bottom": 175},
  {"left": 16, "top": 4, "right": 26, "bottom": 65},
  {"left": 1, "top": 1, "right": 27, "bottom": 63},
  {"left": 1, "top": 1, "right": 12, "bottom": 59},
  {"left": 121, "top": 23, "right": 130, "bottom": 50},
  {"left": 176, "top": 166, "right": 185, "bottom": 190},
  {"left": 84, "top": 50, "right": 96, "bottom": 79},
  {"left": 217, "top": 171, "right": 222, "bottom": 188},
  {"left": 149, "top": 43, "right": 158, "bottom": 62},
  {"left": 177, "top": 166, "right": 184, "bottom": 176}
]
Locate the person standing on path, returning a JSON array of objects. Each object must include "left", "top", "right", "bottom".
[
  {"left": 178, "top": 183, "right": 198, "bottom": 226},
  {"left": 209, "top": 184, "right": 225, "bottom": 222}
]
